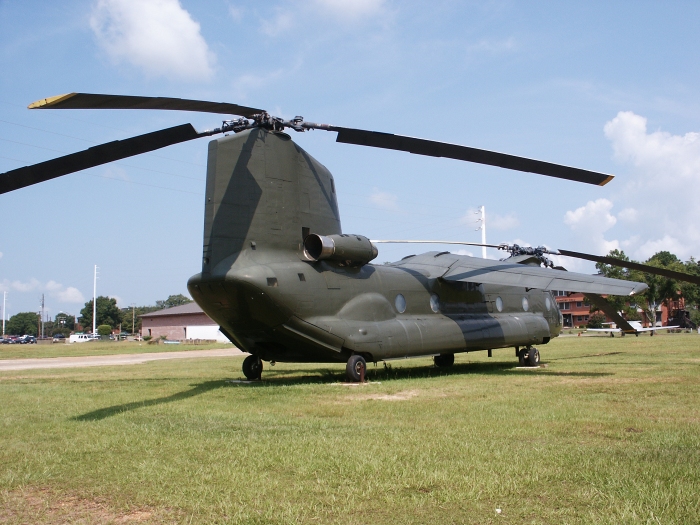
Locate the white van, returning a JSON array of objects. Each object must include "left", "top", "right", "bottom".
[{"left": 69, "top": 334, "right": 100, "bottom": 343}]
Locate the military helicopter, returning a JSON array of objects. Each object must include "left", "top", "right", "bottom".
[{"left": 2, "top": 93, "right": 699, "bottom": 381}]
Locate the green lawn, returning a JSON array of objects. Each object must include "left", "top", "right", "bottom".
[
  {"left": 1, "top": 333, "right": 699, "bottom": 524},
  {"left": 0, "top": 341, "right": 228, "bottom": 360}
]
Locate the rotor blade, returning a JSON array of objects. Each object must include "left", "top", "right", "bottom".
[
  {"left": 0, "top": 124, "right": 212, "bottom": 194},
  {"left": 557, "top": 249, "right": 700, "bottom": 286},
  {"left": 371, "top": 240, "right": 504, "bottom": 249},
  {"left": 585, "top": 293, "right": 637, "bottom": 333},
  {"left": 29, "top": 93, "right": 264, "bottom": 119},
  {"left": 331, "top": 128, "right": 614, "bottom": 186}
]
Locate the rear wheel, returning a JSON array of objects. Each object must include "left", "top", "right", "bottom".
[
  {"left": 433, "top": 353, "right": 455, "bottom": 367},
  {"left": 526, "top": 347, "right": 540, "bottom": 367},
  {"left": 346, "top": 355, "right": 367, "bottom": 382},
  {"left": 242, "top": 355, "right": 263, "bottom": 380},
  {"left": 517, "top": 348, "right": 526, "bottom": 366}
]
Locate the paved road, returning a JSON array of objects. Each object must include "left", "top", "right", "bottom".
[{"left": 0, "top": 348, "right": 245, "bottom": 371}]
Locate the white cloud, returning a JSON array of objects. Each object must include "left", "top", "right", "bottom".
[
  {"left": 259, "top": 0, "right": 386, "bottom": 36},
  {"left": 313, "top": 0, "right": 385, "bottom": 19},
  {"left": 45, "top": 280, "right": 86, "bottom": 303},
  {"left": 0, "top": 279, "right": 84, "bottom": 303},
  {"left": 603, "top": 111, "right": 700, "bottom": 260},
  {"left": 369, "top": 189, "right": 399, "bottom": 211},
  {"left": 488, "top": 212, "right": 519, "bottom": 231},
  {"left": 467, "top": 37, "right": 517, "bottom": 54},
  {"left": 617, "top": 207, "right": 638, "bottom": 223},
  {"left": 228, "top": 5, "right": 244, "bottom": 22},
  {"left": 563, "top": 198, "right": 619, "bottom": 255},
  {"left": 9, "top": 278, "right": 41, "bottom": 293},
  {"left": 90, "top": 0, "right": 215, "bottom": 81}
]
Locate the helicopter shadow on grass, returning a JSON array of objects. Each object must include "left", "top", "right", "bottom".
[
  {"left": 72, "top": 363, "right": 612, "bottom": 421},
  {"left": 238, "top": 360, "right": 613, "bottom": 386},
  {"left": 71, "top": 380, "right": 229, "bottom": 422}
]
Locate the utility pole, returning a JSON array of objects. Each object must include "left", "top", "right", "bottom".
[
  {"left": 2, "top": 291, "right": 6, "bottom": 336},
  {"left": 475, "top": 205, "right": 486, "bottom": 259},
  {"left": 40, "top": 294, "right": 45, "bottom": 339},
  {"left": 92, "top": 265, "right": 98, "bottom": 335},
  {"left": 132, "top": 304, "right": 136, "bottom": 336}
]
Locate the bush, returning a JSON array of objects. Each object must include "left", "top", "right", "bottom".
[
  {"left": 97, "top": 324, "right": 112, "bottom": 336},
  {"left": 143, "top": 335, "right": 152, "bottom": 341},
  {"left": 587, "top": 312, "right": 607, "bottom": 329}
]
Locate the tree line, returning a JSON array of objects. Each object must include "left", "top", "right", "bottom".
[
  {"left": 592, "top": 250, "right": 700, "bottom": 327},
  {"left": 3, "top": 294, "right": 192, "bottom": 337}
]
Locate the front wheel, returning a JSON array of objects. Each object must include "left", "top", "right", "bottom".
[
  {"left": 346, "top": 355, "right": 367, "bottom": 382},
  {"left": 242, "top": 354, "right": 263, "bottom": 380},
  {"left": 526, "top": 347, "right": 540, "bottom": 367}
]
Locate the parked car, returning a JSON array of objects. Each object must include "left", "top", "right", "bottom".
[
  {"left": 23, "top": 335, "right": 37, "bottom": 344},
  {"left": 52, "top": 334, "right": 66, "bottom": 343},
  {"left": 1, "top": 336, "right": 18, "bottom": 344}
]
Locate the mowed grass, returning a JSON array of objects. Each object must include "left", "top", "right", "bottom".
[
  {"left": 1, "top": 334, "right": 699, "bottom": 524},
  {"left": 0, "top": 341, "right": 227, "bottom": 360}
]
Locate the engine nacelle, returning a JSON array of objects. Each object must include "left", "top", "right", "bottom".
[{"left": 304, "top": 233, "right": 378, "bottom": 265}]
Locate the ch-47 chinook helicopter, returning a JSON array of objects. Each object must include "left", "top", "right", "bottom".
[{"left": 2, "top": 93, "right": 699, "bottom": 381}]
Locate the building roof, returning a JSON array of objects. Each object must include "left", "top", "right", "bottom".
[{"left": 140, "top": 302, "right": 204, "bottom": 318}]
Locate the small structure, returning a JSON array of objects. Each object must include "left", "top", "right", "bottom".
[{"left": 140, "top": 302, "right": 230, "bottom": 343}]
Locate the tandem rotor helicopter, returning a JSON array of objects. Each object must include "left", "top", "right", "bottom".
[{"left": 2, "top": 93, "right": 699, "bottom": 381}]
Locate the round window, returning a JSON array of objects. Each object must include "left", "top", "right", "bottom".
[
  {"left": 522, "top": 297, "right": 529, "bottom": 312},
  {"left": 495, "top": 296, "right": 503, "bottom": 312},
  {"left": 430, "top": 294, "right": 440, "bottom": 313},
  {"left": 545, "top": 296, "right": 551, "bottom": 311},
  {"left": 395, "top": 294, "right": 406, "bottom": 313}
]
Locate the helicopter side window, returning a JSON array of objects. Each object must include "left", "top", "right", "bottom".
[
  {"left": 522, "top": 297, "right": 529, "bottom": 311},
  {"left": 395, "top": 294, "right": 406, "bottom": 313},
  {"left": 495, "top": 296, "right": 503, "bottom": 312},
  {"left": 430, "top": 294, "right": 440, "bottom": 313},
  {"left": 545, "top": 296, "right": 551, "bottom": 311}
]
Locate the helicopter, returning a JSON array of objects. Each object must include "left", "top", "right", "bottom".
[{"left": 2, "top": 93, "right": 699, "bottom": 382}]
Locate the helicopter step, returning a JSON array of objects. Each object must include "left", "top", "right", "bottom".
[{"left": 516, "top": 346, "right": 540, "bottom": 367}]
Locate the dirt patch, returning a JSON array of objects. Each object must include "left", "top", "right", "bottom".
[
  {"left": 0, "top": 486, "right": 169, "bottom": 524},
  {"left": 356, "top": 389, "right": 420, "bottom": 401}
]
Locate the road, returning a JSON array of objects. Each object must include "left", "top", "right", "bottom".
[{"left": 0, "top": 348, "right": 245, "bottom": 371}]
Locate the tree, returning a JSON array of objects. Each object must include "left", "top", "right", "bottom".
[
  {"left": 587, "top": 312, "right": 607, "bottom": 329},
  {"left": 155, "top": 294, "right": 192, "bottom": 309},
  {"left": 80, "top": 296, "right": 122, "bottom": 331},
  {"left": 6, "top": 312, "right": 39, "bottom": 336},
  {"left": 591, "top": 249, "right": 634, "bottom": 316},
  {"left": 120, "top": 305, "right": 160, "bottom": 334},
  {"left": 630, "top": 252, "right": 683, "bottom": 327},
  {"left": 97, "top": 324, "right": 112, "bottom": 336}
]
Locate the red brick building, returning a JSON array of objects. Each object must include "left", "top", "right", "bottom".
[
  {"left": 141, "top": 302, "right": 230, "bottom": 342},
  {"left": 553, "top": 291, "right": 675, "bottom": 328}
]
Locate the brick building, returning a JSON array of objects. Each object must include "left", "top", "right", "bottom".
[
  {"left": 140, "top": 302, "right": 230, "bottom": 342},
  {"left": 553, "top": 291, "right": 674, "bottom": 328}
]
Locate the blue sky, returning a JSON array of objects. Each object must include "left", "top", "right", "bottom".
[{"left": 1, "top": 0, "right": 699, "bottom": 320}]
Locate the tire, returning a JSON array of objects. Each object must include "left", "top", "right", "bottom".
[
  {"left": 242, "top": 354, "right": 263, "bottom": 380},
  {"left": 346, "top": 355, "right": 366, "bottom": 382},
  {"left": 433, "top": 353, "right": 455, "bottom": 367},
  {"left": 526, "top": 347, "right": 540, "bottom": 367},
  {"left": 518, "top": 348, "right": 526, "bottom": 366}
]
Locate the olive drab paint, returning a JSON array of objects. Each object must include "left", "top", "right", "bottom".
[{"left": 188, "top": 128, "right": 562, "bottom": 364}]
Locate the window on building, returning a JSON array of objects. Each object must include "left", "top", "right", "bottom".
[
  {"left": 562, "top": 302, "right": 570, "bottom": 310},
  {"left": 576, "top": 301, "right": 582, "bottom": 308},
  {"left": 577, "top": 316, "right": 583, "bottom": 322}
]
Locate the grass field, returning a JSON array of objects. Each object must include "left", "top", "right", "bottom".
[
  {"left": 0, "top": 341, "right": 228, "bottom": 360},
  {"left": 1, "top": 334, "right": 699, "bottom": 524}
]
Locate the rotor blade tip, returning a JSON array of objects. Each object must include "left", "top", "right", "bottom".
[
  {"left": 599, "top": 174, "right": 615, "bottom": 186},
  {"left": 28, "top": 93, "right": 77, "bottom": 110}
]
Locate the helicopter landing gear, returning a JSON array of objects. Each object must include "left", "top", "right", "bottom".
[
  {"left": 517, "top": 346, "right": 540, "bottom": 367},
  {"left": 346, "top": 355, "right": 366, "bottom": 382},
  {"left": 433, "top": 353, "right": 455, "bottom": 367},
  {"left": 242, "top": 354, "right": 263, "bottom": 380}
]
